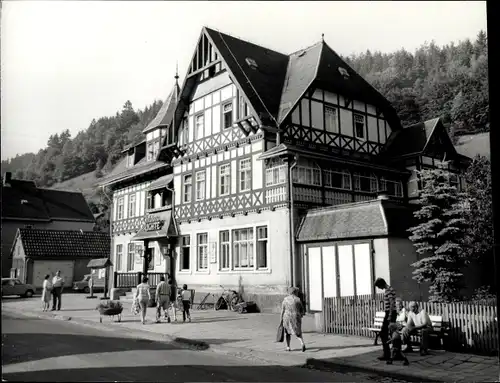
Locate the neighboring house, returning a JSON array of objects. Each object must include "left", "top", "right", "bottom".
[
  {"left": 99, "top": 27, "right": 471, "bottom": 311},
  {"left": 10, "top": 228, "right": 110, "bottom": 289},
  {"left": 1, "top": 172, "right": 96, "bottom": 277}
]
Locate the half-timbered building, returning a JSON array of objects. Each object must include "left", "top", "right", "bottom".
[{"left": 99, "top": 27, "right": 471, "bottom": 311}]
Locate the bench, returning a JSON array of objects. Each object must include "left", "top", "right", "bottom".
[{"left": 364, "top": 311, "right": 448, "bottom": 348}]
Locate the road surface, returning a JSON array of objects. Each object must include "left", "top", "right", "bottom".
[{"left": 2, "top": 312, "right": 408, "bottom": 382}]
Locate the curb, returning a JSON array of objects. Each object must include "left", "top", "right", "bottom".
[{"left": 306, "top": 357, "right": 444, "bottom": 383}]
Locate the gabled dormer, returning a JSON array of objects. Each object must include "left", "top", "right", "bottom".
[{"left": 122, "top": 140, "right": 147, "bottom": 168}]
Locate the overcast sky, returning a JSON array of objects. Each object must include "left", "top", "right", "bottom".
[{"left": 1, "top": 1, "right": 487, "bottom": 161}]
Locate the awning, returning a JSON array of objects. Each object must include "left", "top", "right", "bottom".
[
  {"left": 147, "top": 174, "right": 174, "bottom": 191},
  {"left": 87, "top": 258, "right": 113, "bottom": 269},
  {"left": 132, "top": 210, "right": 178, "bottom": 241}
]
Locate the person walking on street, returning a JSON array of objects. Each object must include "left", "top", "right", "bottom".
[
  {"left": 181, "top": 284, "right": 191, "bottom": 323},
  {"left": 280, "top": 287, "right": 306, "bottom": 352},
  {"left": 135, "top": 276, "right": 151, "bottom": 325},
  {"left": 155, "top": 276, "right": 171, "bottom": 323},
  {"left": 41, "top": 274, "right": 52, "bottom": 312},
  {"left": 374, "top": 277, "right": 397, "bottom": 361},
  {"left": 168, "top": 277, "right": 177, "bottom": 322},
  {"left": 51, "top": 270, "right": 64, "bottom": 311},
  {"left": 402, "top": 301, "right": 433, "bottom": 355}
]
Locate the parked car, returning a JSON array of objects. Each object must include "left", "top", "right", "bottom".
[
  {"left": 73, "top": 274, "right": 105, "bottom": 293},
  {"left": 1, "top": 278, "right": 36, "bottom": 298}
]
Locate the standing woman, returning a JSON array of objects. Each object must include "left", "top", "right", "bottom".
[
  {"left": 41, "top": 274, "right": 52, "bottom": 312},
  {"left": 135, "top": 276, "right": 151, "bottom": 324},
  {"left": 168, "top": 277, "right": 177, "bottom": 322},
  {"left": 280, "top": 287, "right": 306, "bottom": 352}
]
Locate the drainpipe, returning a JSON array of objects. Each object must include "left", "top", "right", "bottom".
[{"left": 288, "top": 154, "right": 299, "bottom": 288}]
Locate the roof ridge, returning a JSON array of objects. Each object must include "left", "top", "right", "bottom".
[
  {"left": 288, "top": 40, "right": 322, "bottom": 57},
  {"left": 204, "top": 26, "right": 288, "bottom": 58}
]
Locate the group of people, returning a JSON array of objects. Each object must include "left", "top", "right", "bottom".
[
  {"left": 41, "top": 270, "right": 64, "bottom": 311},
  {"left": 134, "top": 276, "right": 192, "bottom": 325},
  {"left": 375, "top": 277, "right": 433, "bottom": 362}
]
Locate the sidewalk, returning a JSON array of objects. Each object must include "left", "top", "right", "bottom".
[{"left": 2, "top": 295, "right": 499, "bottom": 382}]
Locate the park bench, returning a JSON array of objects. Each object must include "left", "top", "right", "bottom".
[{"left": 365, "top": 311, "right": 448, "bottom": 348}]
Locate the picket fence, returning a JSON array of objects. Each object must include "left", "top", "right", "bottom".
[{"left": 322, "top": 294, "right": 498, "bottom": 354}]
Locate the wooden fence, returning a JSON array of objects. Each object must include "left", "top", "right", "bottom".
[
  {"left": 114, "top": 272, "right": 167, "bottom": 288},
  {"left": 322, "top": 295, "right": 498, "bottom": 354}
]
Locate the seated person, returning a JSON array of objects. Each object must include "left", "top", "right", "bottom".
[
  {"left": 395, "top": 298, "right": 407, "bottom": 330},
  {"left": 402, "top": 301, "right": 432, "bottom": 355}
]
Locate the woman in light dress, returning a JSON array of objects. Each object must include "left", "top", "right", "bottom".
[
  {"left": 41, "top": 274, "right": 52, "bottom": 311},
  {"left": 135, "top": 276, "right": 151, "bottom": 324},
  {"left": 280, "top": 286, "right": 306, "bottom": 352}
]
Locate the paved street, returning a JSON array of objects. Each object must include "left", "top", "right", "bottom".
[{"left": 2, "top": 312, "right": 408, "bottom": 382}]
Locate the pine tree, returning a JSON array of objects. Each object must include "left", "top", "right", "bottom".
[{"left": 408, "top": 164, "right": 469, "bottom": 302}]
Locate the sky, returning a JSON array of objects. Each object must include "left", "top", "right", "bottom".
[{"left": 1, "top": 1, "right": 487, "bottom": 161}]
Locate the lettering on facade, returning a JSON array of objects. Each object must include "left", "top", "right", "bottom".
[{"left": 144, "top": 215, "right": 165, "bottom": 231}]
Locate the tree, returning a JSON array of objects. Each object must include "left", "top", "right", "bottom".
[{"left": 408, "top": 165, "right": 469, "bottom": 302}]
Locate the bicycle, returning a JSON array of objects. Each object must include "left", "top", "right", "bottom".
[{"left": 214, "top": 285, "right": 243, "bottom": 311}]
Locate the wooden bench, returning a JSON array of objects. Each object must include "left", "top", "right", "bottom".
[{"left": 364, "top": 312, "right": 448, "bottom": 348}]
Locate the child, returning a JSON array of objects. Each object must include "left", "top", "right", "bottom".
[
  {"left": 386, "top": 323, "right": 409, "bottom": 366},
  {"left": 181, "top": 284, "right": 191, "bottom": 323}
]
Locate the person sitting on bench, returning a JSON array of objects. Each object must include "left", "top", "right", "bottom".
[
  {"left": 395, "top": 298, "right": 408, "bottom": 330},
  {"left": 402, "top": 301, "right": 432, "bottom": 355}
]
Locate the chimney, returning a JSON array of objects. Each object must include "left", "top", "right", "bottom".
[{"left": 3, "top": 172, "right": 12, "bottom": 186}]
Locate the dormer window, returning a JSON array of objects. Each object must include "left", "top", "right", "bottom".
[
  {"left": 127, "top": 153, "right": 134, "bottom": 168},
  {"left": 223, "top": 103, "right": 233, "bottom": 129},
  {"left": 245, "top": 57, "right": 258, "bottom": 70},
  {"left": 147, "top": 142, "right": 154, "bottom": 161}
]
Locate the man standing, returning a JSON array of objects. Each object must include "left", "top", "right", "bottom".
[
  {"left": 155, "top": 276, "right": 171, "bottom": 323},
  {"left": 402, "top": 301, "right": 432, "bottom": 355},
  {"left": 374, "top": 277, "right": 397, "bottom": 360},
  {"left": 51, "top": 270, "right": 64, "bottom": 311}
]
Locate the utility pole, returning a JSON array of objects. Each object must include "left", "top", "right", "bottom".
[{"left": 486, "top": 2, "right": 499, "bottom": 366}]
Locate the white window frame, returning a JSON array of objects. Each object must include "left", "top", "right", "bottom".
[
  {"left": 239, "top": 96, "right": 249, "bottom": 118},
  {"left": 127, "top": 243, "right": 134, "bottom": 271},
  {"left": 219, "top": 164, "right": 231, "bottom": 196},
  {"left": 256, "top": 226, "right": 268, "bottom": 270},
  {"left": 147, "top": 142, "right": 154, "bottom": 161},
  {"left": 354, "top": 114, "right": 366, "bottom": 140},
  {"left": 183, "top": 174, "right": 192, "bottom": 203},
  {"left": 223, "top": 102, "right": 233, "bottom": 129},
  {"left": 179, "top": 236, "right": 191, "bottom": 271},
  {"left": 239, "top": 158, "right": 251, "bottom": 192},
  {"left": 128, "top": 194, "right": 136, "bottom": 218},
  {"left": 324, "top": 169, "right": 351, "bottom": 190},
  {"left": 195, "top": 113, "right": 204, "bottom": 140},
  {"left": 232, "top": 227, "right": 254, "bottom": 270},
  {"left": 195, "top": 171, "right": 206, "bottom": 201},
  {"left": 127, "top": 154, "right": 134, "bottom": 168},
  {"left": 153, "top": 140, "right": 160, "bottom": 159},
  {"left": 117, "top": 197, "right": 124, "bottom": 220},
  {"left": 116, "top": 244, "right": 123, "bottom": 271},
  {"left": 197, "top": 233, "right": 208, "bottom": 271},
  {"left": 292, "top": 164, "right": 321, "bottom": 186},
  {"left": 219, "top": 230, "right": 230, "bottom": 271},
  {"left": 265, "top": 165, "right": 286, "bottom": 186},
  {"left": 325, "top": 106, "right": 338, "bottom": 133}
]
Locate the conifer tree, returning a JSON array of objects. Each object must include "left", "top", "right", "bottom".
[{"left": 408, "top": 163, "right": 469, "bottom": 302}]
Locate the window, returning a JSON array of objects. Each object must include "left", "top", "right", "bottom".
[
  {"left": 449, "top": 173, "right": 460, "bottom": 190},
  {"left": 196, "top": 171, "right": 206, "bottom": 201},
  {"left": 353, "top": 172, "right": 377, "bottom": 192},
  {"left": 127, "top": 154, "right": 134, "bottom": 168},
  {"left": 239, "top": 96, "right": 249, "bottom": 118},
  {"left": 233, "top": 228, "right": 254, "bottom": 269},
  {"left": 181, "top": 118, "right": 189, "bottom": 145},
  {"left": 197, "top": 233, "right": 208, "bottom": 270},
  {"left": 292, "top": 163, "right": 321, "bottom": 186},
  {"left": 127, "top": 243, "right": 134, "bottom": 271},
  {"left": 116, "top": 244, "right": 123, "bottom": 271},
  {"left": 265, "top": 165, "right": 286, "bottom": 186},
  {"left": 183, "top": 175, "right": 192, "bottom": 203},
  {"left": 325, "top": 106, "right": 338, "bottom": 133},
  {"left": 220, "top": 231, "right": 230, "bottom": 270},
  {"left": 128, "top": 194, "right": 136, "bottom": 218},
  {"left": 256, "top": 226, "right": 268, "bottom": 269},
  {"left": 324, "top": 169, "right": 351, "bottom": 190},
  {"left": 219, "top": 164, "right": 231, "bottom": 196},
  {"left": 354, "top": 114, "right": 365, "bottom": 139},
  {"left": 147, "top": 142, "right": 153, "bottom": 161},
  {"left": 195, "top": 114, "right": 204, "bottom": 140},
  {"left": 379, "top": 177, "right": 404, "bottom": 197},
  {"left": 239, "top": 158, "right": 251, "bottom": 192},
  {"left": 147, "top": 193, "right": 153, "bottom": 210},
  {"left": 153, "top": 140, "right": 160, "bottom": 159},
  {"left": 180, "top": 236, "right": 190, "bottom": 271},
  {"left": 117, "top": 197, "right": 124, "bottom": 220},
  {"left": 148, "top": 247, "right": 155, "bottom": 271},
  {"left": 223, "top": 103, "right": 233, "bottom": 129}
]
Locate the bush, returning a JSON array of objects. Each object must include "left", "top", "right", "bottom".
[{"left": 96, "top": 300, "right": 123, "bottom": 310}]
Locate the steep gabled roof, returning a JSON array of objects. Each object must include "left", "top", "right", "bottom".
[
  {"left": 205, "top": 27, "right": 289, "bottom": 123},
  {"left": 143, "top": 84, "right": 180, "bottom": 134},
  {"left": 13, "top": 228, "right": 110, "bottom": 259},
  {"left": 97, "top": 156, "right": 168, "bottom": 187}
]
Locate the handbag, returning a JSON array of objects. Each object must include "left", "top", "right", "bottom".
[{"left": 276, "top": 322, "right": 284, "bottom": 343}]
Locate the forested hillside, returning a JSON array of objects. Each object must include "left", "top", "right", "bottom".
[{"left": 1, "top": 30, "right": 489, "bottom": 192}]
